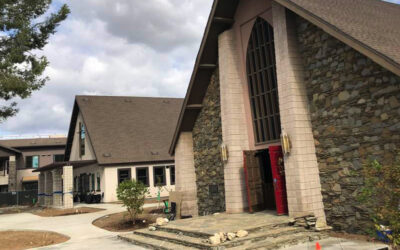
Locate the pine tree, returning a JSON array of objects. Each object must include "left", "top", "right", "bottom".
[{"left": 0, "top": 0, "right": 70, "bottom": 121}]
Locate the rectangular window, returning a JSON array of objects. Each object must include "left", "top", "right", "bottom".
[
  {"left": 169, "top": 165, "right": 175, "bottom": 185},
  {"left": 79, "top": 122, "right": 86, "bottom": 157},
  {"left": 118, "top": 169, "right": 131, "bottom": 184},
  {"left": 91, "top": 174, "right": 95, "bottom": 191},
  {"left": 96, "top": 172, "right": 101, "bottom": 191},
  {"left": 53, "top": 154, "right": 64, "bottom": 162},
  {"left": 153, "top": 166, "right": 166, "bottom": 186},
  {"left": 136, "top": 167, "right": 149, "bottom": 186},
  {"left": 26, "top": 156, "right": 39, "bottom": 169}
]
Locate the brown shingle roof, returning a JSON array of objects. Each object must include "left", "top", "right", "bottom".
[
  {"left": 275, "top": 0, "right": 400, "bottom": 74},
  {"left": 0, "top": 138, "right": 66, "bottom": 148},
  {"left": 67, "top": 96, "right": 183, "bottom": 165}
]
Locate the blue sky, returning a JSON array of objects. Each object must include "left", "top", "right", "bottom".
[{"left": 0, "top": 0, "right": 213, "bottom": 137}]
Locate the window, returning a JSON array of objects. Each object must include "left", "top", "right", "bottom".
[
  {"left": 136, "top": 167, "right": 149, "bottom": 186},
  {"left": 118, "top": 169, "right": 131, "bottom": 184},
  {"left": 96, "top": 172, "right": 101, "bottom": 191},
  {"left": 169, "top": 165, "right": 175, "bottom": 185},
  {"left": 153, "top": 166, "right": 166, "bottom": 186},
  {"left": 26, "top": 155, "right": 39, "bottom": 169},
  {"left": 54, "top": 154, "right": 64, "bottom": 162},
  {"left": 246, "top": 18, "right": 281, "bottom": 144},
  {"left": 79, "top": 122, "right": 86, "bottom": 157},
  {"left": 91, "top": 174, "right": 95, "bottom": 191}
]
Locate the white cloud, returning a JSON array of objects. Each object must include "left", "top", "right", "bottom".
[{"left": 0, "top": 0, "right": 213, "bottom": 136}]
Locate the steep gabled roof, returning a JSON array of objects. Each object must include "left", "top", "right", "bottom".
[
  {"left": 169, "top": 0, "right": 400, "bottom": 154},
  {"left": 65, "top": 96, "right": 183, "bottom": 165}
]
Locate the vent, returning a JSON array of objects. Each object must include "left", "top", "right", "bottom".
[
  {"left": 150, "top": 151, "right": 159, "bottom": 156},
  {"left": 124, "top": 99, "right": 132, "bottom": 103},
  {"left": 162, "top": 100, "right": 170, "bottom": 104},
  {"left": 102, "top": 153, "right": 112, "bottom": 157}
]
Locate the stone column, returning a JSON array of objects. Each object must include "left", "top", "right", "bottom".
[
  {"left": 218, "top": 29, "right": 251, "bottom": 213},
  {"left": 174, "top": 132, "right": 198, "bottom": 217},
  {"left": 38, "top": 173, "right": 45, "bottom": 206},
  {"left": 44, "top": 171, "right": 53, "bottom": 206},
  {"left": 272, "top": 3, "right": 326, "bottom": 226},
  {"left": 63, "top": 166, "right": 73, "bottom": 209},
  {"left": 52, "top": 169, "right": 63, "bottom": 207},
  {"left": 7, "top": 155, "right": 17, "bottom": 192}
]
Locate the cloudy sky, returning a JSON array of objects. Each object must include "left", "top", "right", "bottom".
[
  {"left": 0, "top": 0, "right": 213, "bottom": 137},
  {"left": 0, "top": 0, "right": 399, "bottom": 137}
]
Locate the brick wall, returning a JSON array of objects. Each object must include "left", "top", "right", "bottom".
[{"left": 297, "top": 16, "right": 400, "bottom": 232}]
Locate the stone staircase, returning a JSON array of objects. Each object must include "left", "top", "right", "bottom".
[{"left": 119, "top": 221, "right": 326, "bottom": 250}]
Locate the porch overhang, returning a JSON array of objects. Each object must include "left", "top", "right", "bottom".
[{"left": 33, "top": 160, "right": 97, "bottom": 172}]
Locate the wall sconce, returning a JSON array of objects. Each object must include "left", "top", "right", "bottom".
[
  {"left": 220, "top": 142, "right": 228, "bottom": 163},
  {"left": 281, "top": 130, "right": 291, "bottom": 155}
]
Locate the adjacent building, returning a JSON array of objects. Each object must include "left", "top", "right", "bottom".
[
  {"left": 0, "top": 137, "right": 66, "bottom": 192},
  {"left": 170, "top": 0, "right": 400, "bottom": 233},
  {"left": 35, "top": 96, "right": 182, "bottom": 207}
]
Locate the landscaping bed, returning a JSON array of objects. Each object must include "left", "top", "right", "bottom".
[
  {"left": 92, "top": 207, "right": 164, "bottom": 232},
  {"left": 32, "top": 207, "right": 104, "bottom": 217},
  {"left": 0, "top": 230, "right": 69, "bottom": 250}
]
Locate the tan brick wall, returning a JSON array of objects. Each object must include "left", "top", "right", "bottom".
[
  {"left": 63, "top": 166, "right": 73, "bottom": 208},
  {"left": 272, "top": 3, "right": 326, "bottom": 223},
  {"left": 218, "top": 29, "right": 251, "bottom": 213},
  {"left": 44, "top": 171, "right": 53, "bottom": 206},
  {"left": 52, "top": 169, "right": 63, "bottom": 207},
  {"left": 174, "top": 132, "right": 198, "bottom": 216}
]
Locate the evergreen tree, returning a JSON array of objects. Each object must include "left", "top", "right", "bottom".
[{"left": 0, "top": 0, "right": 70, "bottom": 121}]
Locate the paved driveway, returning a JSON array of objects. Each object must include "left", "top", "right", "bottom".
[{"left": 0, "top": 203, "right": 146, "bottom": 250}]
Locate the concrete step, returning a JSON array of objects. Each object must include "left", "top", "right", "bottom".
[
  {"left": 238, "top": 231, "right": 325, "bottom": 250},
  {"left": 118, "top": 233, "right": 199, "bottom": 250},
  {"left": 134, "top": 229, "right": 211, "bottom": 249}
]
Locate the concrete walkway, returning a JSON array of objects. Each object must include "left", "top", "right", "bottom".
[
  {"left": 0, "top": 203, "right": 148, "bottom": 250},
  {"left": 283, "top": 237, "right": 388, "bottom": 250}
]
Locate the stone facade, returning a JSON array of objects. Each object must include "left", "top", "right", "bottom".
[
  {"left": 192, "top": 69, "right": 225, "bottom": 215},
  {"left": 297, "top": 16, "right": 400, "bottom": 232},
  {"left": 8, "top": 156, "right": 17, "bottom": 192}
]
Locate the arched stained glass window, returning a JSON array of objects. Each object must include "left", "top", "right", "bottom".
[{"left": 246, "top": 18, "right": 281, "bottom": 144}]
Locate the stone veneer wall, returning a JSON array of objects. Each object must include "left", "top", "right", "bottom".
[
  {"left": 296, "top": 16, "right": 400, "bottom": 232},
  {"left": 192, "top": 69, "right": 225, "bottom": 215}
]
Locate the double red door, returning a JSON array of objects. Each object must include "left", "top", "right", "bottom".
[{"left": 269, "top": 146, "right": 288, "bottom": 215}]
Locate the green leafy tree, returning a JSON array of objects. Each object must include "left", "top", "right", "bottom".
[
  {"left": 117, "top": 179, "right": 149, "bottom": 224},
  {"left": 0, "top": 0, "right": 70, "bottom": 121},
  {"left": 358, "top": 159, "right": 400, "bottom": 247}
]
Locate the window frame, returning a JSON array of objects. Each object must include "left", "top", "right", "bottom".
[
  {"left": 136, "top": 167, "right": 149, "bottom": 187},
  {"left": 96, "top": 172, "right": 101, "bottom": 191},
  {"left": 117, "top": 168, "right": 131, "bottom": 185},
  {"left": 25, "top": 155, "right": 40, "bottom": 169},
  {"left": 153, "top": 166, "right": 166, "bottom": 186},
  {"left": 246, "top": 17, "right": 281, "bottom": 145},
  {"left": 53, "top": 154, "right": 65, "bottom": 163},
  {"left": 169, "top": 165, "right": 175, "bottom": 185},
  {"left": 79, "top": 122, "right": 86, "bottom": 157}
]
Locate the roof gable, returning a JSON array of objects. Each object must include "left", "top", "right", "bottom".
[{"left": 65, "top": 96, "right": 183, "bottom": 165}]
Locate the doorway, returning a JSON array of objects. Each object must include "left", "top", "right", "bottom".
[{"left": 256, "top": 149, "right": 276, "bottom": 210}]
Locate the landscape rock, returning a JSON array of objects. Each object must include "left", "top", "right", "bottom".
[
  {"left": 209, "top": 233, "right": 221, "bottom": 245},
  {"left": 148, "top": 226, "right": 156, "bottom": 231},
  {"left": 236, "top": 230, "right": 248, "bottom": 238},
  {"left": 218, "top": 232, "right": 227, "bottom": 243},
  {"left": 227, "top": 232, "right": 236, "bottom": 241},
  {"left": 156, "top": 217, "right": 167, "bottom": 226}
]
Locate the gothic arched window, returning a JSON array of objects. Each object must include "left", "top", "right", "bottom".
[{"left": 246, "top": 18, "right": 281, "bottom": 144}]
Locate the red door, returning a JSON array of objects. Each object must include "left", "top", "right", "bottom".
[{"left": 269, "top": 146, "right": 288, "bottom": 215}]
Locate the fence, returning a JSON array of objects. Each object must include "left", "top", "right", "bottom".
[{"left": 0, "top": 190, "right": 38, "bottom": 207}]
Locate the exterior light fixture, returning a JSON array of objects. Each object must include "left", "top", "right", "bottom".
[
  {"left": 220, "top": 142, "right": 228, "bottom": 163},
  {"left": 280, "top": 130, "right": 291, "bottom": 155}
]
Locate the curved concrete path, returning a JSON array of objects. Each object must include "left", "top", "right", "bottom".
[{"left": 0, "top": 203, "right": 148, "bottom": 250}]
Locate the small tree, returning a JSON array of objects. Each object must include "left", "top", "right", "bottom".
[
  {"left": 117, "top": 179, "right": 148, "bottom": 224},
  {"left": 358, "top": 159, "right": 400, "bottom": 247}
]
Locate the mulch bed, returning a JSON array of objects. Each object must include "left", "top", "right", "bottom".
[
  {"left": 0, "top": 206, "right": 41, "bottom": 215},
  {"left": 92, "top": 207, "right": 164, "bottom": 232},
  {"left": 0, "top": 230, "right": 69, "bottom": 250},
  {"left": 32, "top": 207, "right": 104, "bottom": 217}
]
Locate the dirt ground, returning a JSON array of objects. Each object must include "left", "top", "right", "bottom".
[
  {"left": 0, "top": 230, "right": 69, "bottom": 250},
  {"left": 0, "top": 206, "right": 41, "bottom": 215},
  {"left": 92, "top": 207, "right": 163, "bottom": 232},
  {"left": 32, "top": 207, "right": 104, "bottom": 217}
]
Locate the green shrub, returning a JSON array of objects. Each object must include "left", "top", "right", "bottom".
[
  {"left": 358, "top": 159, "right": 400, "bottom": 246},
  {"left": 117, "top": 179, "right": 149, "bottom": 224}
]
